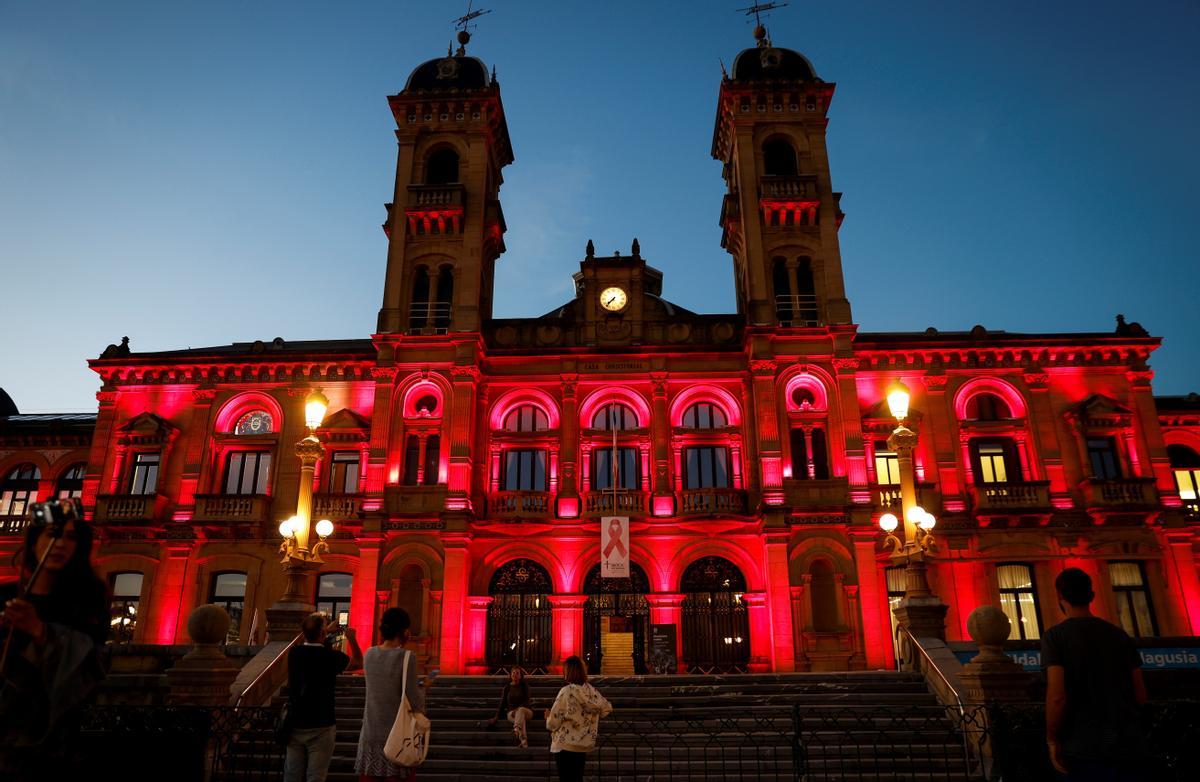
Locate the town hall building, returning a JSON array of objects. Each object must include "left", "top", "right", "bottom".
[{"left": 3, "top": 28, "right": 1199, "bottom": 676}]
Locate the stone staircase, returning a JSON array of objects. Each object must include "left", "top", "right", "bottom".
[{"left": 311, "top": 671, "right": 977, "bottom": 781}]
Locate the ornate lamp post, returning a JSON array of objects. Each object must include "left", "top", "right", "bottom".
[
  {"left": 275, "top": 389, "right": 336, "bottom": 609},
  {"left": 878, "top": 380, "right": 947, "bottom": 640}
]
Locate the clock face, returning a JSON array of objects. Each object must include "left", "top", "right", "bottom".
[{"left": 600, "top": 286, "right": 628, "bottom": 312}]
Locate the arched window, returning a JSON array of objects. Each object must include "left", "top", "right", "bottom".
[
  {"left": 233, "top": 410, "right": 273, "bottom": 436},
  {"left": 965, "top": 393, "right": 1011, "bottom": 422},
  {"left": 486, "top": 559, "right": 554, "bottom": 673},
  {"left": 56, "top": 463, "right": 86, "bottom": 500},
  {"left": 762, "top": 138, "right": 798, "bottom": 176},
  {"left": 422, "top": 434, "right": 440, "bottom": 486},
  {"left": 1169, "top": 445, "right": 1200, "bottom": 514},
  {"left": 582, "top": 562, "right": 651, "bottom": 674},
  {"left": 403, "top": 435, "right": 420, "bottom": 486},
  {"left": 809, "top": 559, "right": 840, "bottom": 632},
  {"left": 791, "top": 387, "right": 817, "bottom": 410},
  {"left": 433, "top": 266, "right": 453, "bottom": 332},
  {"left": 0, "top": 464, "right": 40, "bottom": 517},
  {"left": 425, "top": 148, "right": 460, "bottom": 185},
  {"left": 795, "top": 257, "right": 818, "bottom": 325},
  {"left": 592, "top": 403, "right": 637, "bottom": 431},
  {"left": 682, "top": 402, "right": 727, "bottom": 429},
  {"left": 680, "top": 556, "right": 750, "bottom": 672},
  {"left": 395, "top": 564, "right": 426, "bottom": 639},
  {"left": 414, "top": 395, "right": 439, "bottom": 417},
  {"left": 409, "top": 266, "right": 431, "bottom": 331},
  {"left": 504, "top": 405, "right": 549, "bottom": 433},
  {"left": 772, "top": 257, "right": 793, "bottom": 323}
]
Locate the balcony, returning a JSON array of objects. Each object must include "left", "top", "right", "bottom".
[
  {"left": 193, "top": 494, "right": 271, "bottom": 525},
  {"left": 871, "top": 482, "right": 939, "bottom": 513},
  {"left": 760, "top": 175, "right": 818, "bottom": 200},
  {"left": 407, "top": 183, "right": 465, "bottom": 209},
  {"left": 583, "top": 490, "right": 649, "bottom": 518},
  {"left": 490, "top": 490, "right": 551, "bottom": 521},
  {"left": 971, "top": 481, "right": 1052, "bottom": 512},
  {"left": 0, "top": 515, "right": 29, "bottom": 535},
  {"left": 385, "top": 485, "right": 447, "bottom": 515},
  {"left": 313, "top": 493, "right": 365, "bottom": 521},
  {"left": 775, "top": 294, "right": 820, "bottom": 327},
  {"left": 94, "top": 494, "right": 168, "bottom": 524},
  {"left": 1079, "top": 477, "right": 1158, "bottom": 509},
  {"left": 783, "top": 477, "right": 849, "bottom": 507},
  {"left": 679, "top": 488, "right": 749, "bottom": 516}
]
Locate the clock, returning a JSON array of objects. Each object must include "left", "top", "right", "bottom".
[{"left": 600, "top": 286, "right": 628, "bottom": 312}]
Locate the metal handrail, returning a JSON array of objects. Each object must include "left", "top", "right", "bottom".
[
  {"left": 233, "top": 632, "right": 303, "bottom": 709},
  {"left": 896, "top": 623, "right": 965, "bottom": 717}
]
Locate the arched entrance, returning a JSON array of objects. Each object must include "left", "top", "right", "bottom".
[
  {"left": 486, "top": 559, "right": 553, "bottom": 674},
  {"left": 680, "top": 556, "right": 751, "bottom": 673},
  {"left": 582, "top": 562, "right": 651, "bottom": 675}
]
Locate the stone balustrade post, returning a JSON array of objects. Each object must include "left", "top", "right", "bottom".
[{"left": 165, "top": 604, "right": 240, "bottom": 706}]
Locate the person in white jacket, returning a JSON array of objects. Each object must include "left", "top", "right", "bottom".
[{"left": 543, "top": 655, "right": 613, "bottom": 781}]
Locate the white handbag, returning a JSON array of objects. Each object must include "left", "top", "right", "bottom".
[{"left": 383, "top": 650, "right": 431, "bottom": 767}]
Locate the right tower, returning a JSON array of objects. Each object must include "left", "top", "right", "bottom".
[{"left": 713, "top": 27, "right": 852, "bottom": 328}]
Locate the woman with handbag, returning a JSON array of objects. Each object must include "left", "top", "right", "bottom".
[
  {"left": 544, "top": 655, "right": 612, "bottom": 782},
  {"left": 355, "top": 608, "right": 426, "bottom": 782}
]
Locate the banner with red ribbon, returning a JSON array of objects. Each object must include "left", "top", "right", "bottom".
[{"left": 601, "top": 515, "right": 629, "bottom": 578}]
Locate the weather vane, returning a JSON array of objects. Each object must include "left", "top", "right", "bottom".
[
  {"left": 450, "top": 1, "right": 491, "bottom": 55},
  {"left": 736, "top": 1, "right": 788, "bottom": 26}
]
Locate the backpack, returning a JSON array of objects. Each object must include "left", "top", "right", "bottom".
[{"left": 383, "top": 650, "right": 431, "bottom": 767}]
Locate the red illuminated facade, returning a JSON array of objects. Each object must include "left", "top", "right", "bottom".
[{"left": 2, "top": 34, "right": 1199, "bottom": 674}]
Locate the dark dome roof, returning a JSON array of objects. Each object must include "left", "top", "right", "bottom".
[
  {"left": 404, "top": 55, "right": 491, "bottom": 92},
  {"left": 731, "top": 45, "right": 818, "bottom": 82}
]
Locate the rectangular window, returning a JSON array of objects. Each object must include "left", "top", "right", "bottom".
[
  {"left": 316, "top": 572, "right": 353, "bottom": 628},
  {"left": 1175, "top": 467, "right": 1200, "bottom": 514},
  {"left": 210, "top": 572, "right": 247, "bottom": 644},
  {"left": 591, "top": 447, "right": 640, "bottom": 491},
  {"left": 1087, "top": 437, "right": 1122, "bottom": 480},
  {"left": 503, "top": 449, "right": 548, "bottom": 492},
  {"left": 403, "top": 436, "right": 420, "bottom": 486},
  {"left": 110, "top": 571, "right": 144, "bottom": 644},
  {"left": 1109, "top": 561, "right": 1157, "bottom": 638},
  {"left": 685, "top": 446, "right": 730, "bottom": 489},
  {"left": 875, "top": 441, "right": 901, "bottom": 486},
  {"left": 423, "top": 435, "right": 440, "bottom": 486},
  {"left": 996, "top": 563, "right": 1041, "bottom": 640},
  {"left": 129, "top": 452, "right": 160, "bottom": 495},
  {"left": 328, "top": 451, "right": 360, "bottom": 494},
  {"left": 223, "top": 451, "right": 272, "bottom": 496},
  {"left": 975, "top": 441, "right": 1011, "bottom": 484}
]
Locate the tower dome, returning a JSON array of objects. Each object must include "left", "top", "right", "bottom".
[
  {"left": 404, "top": 53, "right": 492, "bottom": 92},
  {"left": 730, "top": 41, "right": 819, "bottom": 82}
]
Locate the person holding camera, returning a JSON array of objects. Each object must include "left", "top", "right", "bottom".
[
  {"left": 0, "top": 501, "right": 108, "bottom": 778},
  {"left": 283, "top": 612, "right": 362, "bottom": 782}
]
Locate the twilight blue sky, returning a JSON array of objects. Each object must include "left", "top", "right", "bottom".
[{"left": 1, "top": 1, "right": 1198, "bottom": 412}]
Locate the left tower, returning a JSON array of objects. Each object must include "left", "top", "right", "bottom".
[{"left": 377, "top": 34, "right": 513, "bottom": 334}]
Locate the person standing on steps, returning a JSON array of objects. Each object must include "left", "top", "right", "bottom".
[
  {"left": 1043, "top": 567, "right": 1148, "bottom": 781},
  {"left": 485, "top": 667, "right": 533, "bottom": 747},
  {"left": 356, "top": 608, "right": 427, "bottom": 782},
  {"left": 544, "top": 655, "right": 612, "bottom": 782},
  {"left": 285, "top": 613, "right": 363, "bottom": 782}
]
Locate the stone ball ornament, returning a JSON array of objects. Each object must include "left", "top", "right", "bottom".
[
  {"left": 967, "top": 605, "right": 1012, "bottom": 662},
  {"left": 188, "top": 603, "right": 232, "bottom": 646}
]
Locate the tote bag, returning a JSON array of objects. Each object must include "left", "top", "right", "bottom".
[{"left": 383, "top": 650, "right": 431, "bottom": 767}]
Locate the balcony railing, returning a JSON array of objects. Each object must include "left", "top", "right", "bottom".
[
  {"left": 871, "top": 482, "right": 939, "bottom": 513},
  {"left": 193, "top": 494, "right": 271, "bottom": 524},
  {"left": 783, "top": 477, "right": 849, "bottom": 506},
  {"left": 406, "top": 183, "right": 465, "bottom": 208},
  {"left": 760, "top": 175, "right": 818, "bottom": 199},
  {"left": 490, "top": 490, "right": 551, "bottom": 520},
  {"left": 94, "top": 494, "right": 166, "bottom": 524},
  {"left": 972, "top": 481, "right": 1052, "bottom": 512},
  {"left": 312, "top": 493, "right": 364, "bottom": 521},
  {"left": 385, "top": 485, "right": 448, "bottom": 515},
  {"left": 1080, "top": 477, "right": 1158, "bottom": 508},
  {"left": 679, "top": 488, "right": 749, "bottom": 516},
  {"left": 408, "top": 301, "right": 451, "bottom": 335},
  {"left": 584, "top": 490, "right": 649, "bottom": 517},
  {"left": 0, "top": 515, "right": 29, "bottom": 535},
  {"left": 775, "top": 294, "right": 819, "bottom": 326}
]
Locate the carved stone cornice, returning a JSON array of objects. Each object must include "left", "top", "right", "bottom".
[
  {"left": 832, "top": 358, "right": 860, "bottom": 372},
  {"left": 749, "top": 359, "right": 777, "bottom": 377},
  {"left": 191, "top": 388, "right": 218, "bottom": 403},
  {"left": 650, "top": 373, "right": 669, "bottom": 398},
  {"left": 1127, "top": 370, "right": 1154, "bottom": 389},
  {"left": 451, "top": 365, "right": 482, "bottom": 382},
  {"left": 1023, "top": 372, "right": 1051, "bottom": 391},
  {"left": 371, "top": 366, "right": 399, "bottom": 381},
  {"left": 921, "top": 375, "right": 948, "bottom": 392}
]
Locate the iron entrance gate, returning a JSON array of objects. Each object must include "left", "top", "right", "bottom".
[
  {"left": 680, "top": 556, "right": 751, "bottom": 672},
  {"left": 582, "top": 562, "right": 651, "bottom": 674},
  {"left": 486, "top": 558, "right": 553, "bottom": 673}
]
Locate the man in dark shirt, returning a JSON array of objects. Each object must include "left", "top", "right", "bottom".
[
  {"left": 284, "top": 612, "right": 362, "bottom": 782},
  {"left": 1042, "top": 567, "right": 1148, "bottom": 781}
]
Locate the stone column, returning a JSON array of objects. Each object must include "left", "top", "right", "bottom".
[
  {"left": 789, "top": 585, "right": 810, "bottom": 671},
  {"left": 348, "top": 534, "right": 382, "bottom": 641},
  {"left": 742, "top": 591, "right": 771, "bottom": 672},
  {"left": 463, "top": 595, "right": 492, "bottom": 674},
  {"left": 166, "top": 605, "right": 240, "bottom": 706},
  {"left": 549, "top": 594, "right": 588, "bottom": 673},
  {"left": 557, "top": 375, "right": 581, "bottom": 516},
  {"left": 850, "top": 530, "right": 890, "bottom": 669},
  {"left": 1162, "top": 530, "right": 1200, "bottom": 635},
  {"left": 763, "top": 532, "right": 796, "bottom": 672},
  {"left": 439, "top": 537, "right": 471, "bottom": 673},
  {"left": 649, "top": 374, "right": 674, "bottom": 514},
  {"left": 151, "top": 543, "right": 193, "bottom": 644},
  {"left": 178, "top": 388, "right": 218, "bottom": 512}
]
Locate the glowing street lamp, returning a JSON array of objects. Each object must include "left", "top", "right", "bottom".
[
  {"left": 877, "top": 380, "right": 946, "bottom": 641},
  {"left": 276, "top": 389, "right": 334, "bottom": 606}
]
